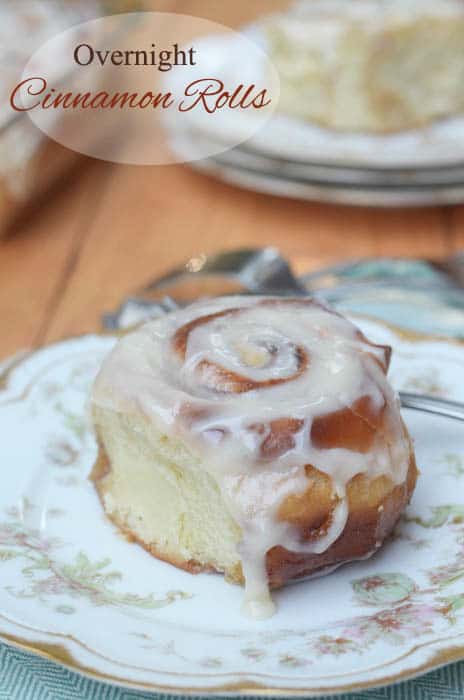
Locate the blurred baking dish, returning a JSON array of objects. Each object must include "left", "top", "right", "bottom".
[{"left": 0, "top": 0, "right": 139, "bottom": 235}]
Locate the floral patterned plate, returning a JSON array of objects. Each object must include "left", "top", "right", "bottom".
[{"left": 0, "top": 318, "right": 463, "bottom": 696}]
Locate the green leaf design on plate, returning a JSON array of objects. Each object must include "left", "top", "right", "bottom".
[
  {"left": 443, "top": 594, "right": 464, "bottom": 614},
  {"left": 440, "top": 594, "right": 464, "bottom": 624},
  {"left": 407, "top": 505, "right": 464, "bottom": 528},
  {"left": 55, "top": 605, "right": 76, "bottom": 615},
  {"left": 443, "top": 454, "right": 464, "bottom": 479},
  {"left": 0, "top": 518, "right": 191, "bottom": 615},
  {"left": 54, "top": 401, "right": 87, "bottom": 442},
  {"left": 352, "top": 574, "right": 417, "bottom": 606},
  {"left": 0, "top": 550, "right": 17, "bottom": 561}
]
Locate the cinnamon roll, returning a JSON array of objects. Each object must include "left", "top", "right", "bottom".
[{"left": 91, "top": 296, "right": 418, "bottom": 619}]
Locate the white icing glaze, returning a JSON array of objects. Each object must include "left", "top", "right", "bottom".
[{"left": 92, "top": 296, "right": 411, "bottom": 618}]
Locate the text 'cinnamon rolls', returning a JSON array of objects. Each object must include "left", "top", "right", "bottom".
[{"left": 91, "top": 296, "right": 418, "bottom": 619}]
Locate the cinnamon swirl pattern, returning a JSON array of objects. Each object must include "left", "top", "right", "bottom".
[{"left": 91, "top": 296, "right": 417, "bottom": 619}]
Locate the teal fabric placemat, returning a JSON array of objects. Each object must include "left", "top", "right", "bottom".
[{"left": 1, "top": 641, "right": 464, "bottom": 698}]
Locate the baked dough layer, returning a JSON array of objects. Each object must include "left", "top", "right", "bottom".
[{"left": 91, "top": 406, "right": 417, "bottom": 588}]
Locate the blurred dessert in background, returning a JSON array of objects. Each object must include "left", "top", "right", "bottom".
[
  {"left": 0, "top": 0, "right": 139, "bottom": 236},
  {"left": 266, "top": 0, "right": 464, "bottom": 133},
  {"left": 0, "top": 2, "right": 99, "bottom": 234}
]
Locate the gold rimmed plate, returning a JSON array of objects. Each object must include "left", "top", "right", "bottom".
[{"left": 0, "top": 319, "right": 463, "bottom": 696}]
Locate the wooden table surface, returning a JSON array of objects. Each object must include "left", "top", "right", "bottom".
[{"left": 1, "top": 0, "right": 464, "bottom": 361}]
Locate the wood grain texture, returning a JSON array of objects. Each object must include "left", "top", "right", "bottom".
[
  {"left": 0, "top": 161, "right": 109, "bottom": 359},
  {"left": 1, "top": 0, "right": 464, "bottom": 360},
  {"left": 447, "top": 208, "right": 464, "bottom": 251}
]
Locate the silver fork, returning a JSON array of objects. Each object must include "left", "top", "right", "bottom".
[{"left": 400, "top": 392, "right": 464, "bottom": 423}]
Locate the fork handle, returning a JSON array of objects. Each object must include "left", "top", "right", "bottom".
[{"left": 400, "top": 392, "right": 464, "bottom": 422}]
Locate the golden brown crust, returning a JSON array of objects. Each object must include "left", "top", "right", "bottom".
[
  {"left": 311, "top": 394, "right": 386, "bottom": 453},
  {"left": 90, "top": 434, "right": 418, "bottom": 589},
  {"left": 267, "top": 450, "right": 418, "bottom": 588}
]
